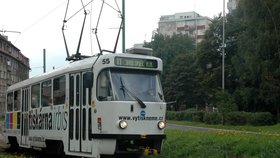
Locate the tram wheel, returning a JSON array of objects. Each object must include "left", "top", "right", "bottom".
[
  {"left": 8, "top": 137, "right": 19, "bottom": 150},
  {"left": 45, "top": 140, "right": 64, "bottom": 155}
]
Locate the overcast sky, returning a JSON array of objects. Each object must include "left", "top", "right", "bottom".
[{"left": 0, "top": 0, "right": 226, "bottom": 77}]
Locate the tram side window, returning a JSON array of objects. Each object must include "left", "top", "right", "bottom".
[
  {"left": 41, "top": 80, "right": 52, "bottom": 107},
  {"left": 83, "top": 72, "right": 93, "bottom": 105},
  {"left": 97, "top": 70, "right": 113, "bottom": 101},
  {"left": 14, "top": 90, "right": 21, "bottom": 111},
  {"left": 31, "top": 84, "right": 40, "bottom": 108},
  {"left": 53, "top": 76, "right": 66, "bottom": 105},
  {"left": 70, "top": 76, "right": 74, "bottom": 107},
  {"left": 7, "top": 92, "right": 13, "bottom": 112}
]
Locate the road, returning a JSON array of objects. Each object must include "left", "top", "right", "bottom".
[{"left": 166, "top": 123, "right": 218, "bottom": 132}]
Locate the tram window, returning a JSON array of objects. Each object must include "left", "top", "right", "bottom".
[
  {"left": 31, "top": 84, "right": 40, "bottom": 108},
  {"left": 53, "top": 76, "right": 66, "bottom": 105},
  {"left": 88, "top": 109, "right": 92, "bottom": 140},
  {"left": 70, "top": 76, "right": 74, "bottom": 107},
  {"left": 69, "top": 109, "right": 74, "bottom": 140},
  {"left": 83, "top": 72, "right": 93, "bottom": 105},
  {"left": 7, "top": 92, "right": 13, "bottom": 112},
  {"left": 76, "top": 75, "right": 80, "bottom": 106},
  {"left": 14, "top": 90, "right": 21, "bottom": 111},
  {"left": 82, "top": 108, "right": 86, "bottom": 140},
  {"left": 41, "top": 80, "right": 52, "bottom": 107},
  {"left": 97, "top": 70, "right": 113, "bottom": 101}
]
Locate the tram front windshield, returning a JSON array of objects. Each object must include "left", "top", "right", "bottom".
[{"left": 97, "top": 69, "right": 163, "bottom": 102}]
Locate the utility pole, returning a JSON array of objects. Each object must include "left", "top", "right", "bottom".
[
  {"left": 43, "top": 49, "right": 46, "bottom": 73},
  {"left": 222, "top": 0, "right": 225, "bottom": 91},
  {"left": 122, "top": 0, "right": 125, "bottom": 53}
]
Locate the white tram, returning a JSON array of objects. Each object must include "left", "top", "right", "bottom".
[{"left": 3, "top": 52, "right": 166, "bottom": 157}]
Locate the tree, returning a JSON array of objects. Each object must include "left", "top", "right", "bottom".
[
  {"left": 234, "top": 0, "right": 280, "bottom": 119},
  {"left": 145, "top": 33, "right": 197, "bottom": 109},
  {"left": 195, "top": 14, "right": 241, "bottom": 106},
  {"left": 215, "top": 90, "right": 238, "bottom": 125},
  {"left": 145, "top": 33, "right": 195, "bottom": 76},
  {"left": 164, "top": 53, "right": 201, "bottom": 110}
]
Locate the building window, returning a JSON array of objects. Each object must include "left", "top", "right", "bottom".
[
  {"left": 53, "top": 76, "right": 66, "bottom": 105},
  {"left": 197, "top": 25, "right": 206, "bottom": 30},
  {"left": 31, "top": 84, "right": 40, "bottom": 108},
  {"left": 41, "top": 80, "right": 52, "bottom": 107}
]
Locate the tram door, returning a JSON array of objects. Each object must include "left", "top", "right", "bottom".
[
  {"left": 21, "top": 88, "right": 29, "bottom": 146},
  {"left": 69, "top": 72, "right": 93, "bottom": 153}
]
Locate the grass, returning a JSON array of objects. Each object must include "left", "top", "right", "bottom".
[
  {"left": 167, "top": 120, "right": 280, "bottom": 135},
  {"left": 0, "top": 153, "right": 26, "bottom": 158},
  {"left": 149, "top": 129, "right": 280, "bottom": 158},
  {"left": 1, "top": 120, "right": 280, "bottom": 157}
]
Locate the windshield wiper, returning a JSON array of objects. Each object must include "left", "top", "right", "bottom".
[{"left": 120, "top": 77, "right": 146, "bottom": 108}]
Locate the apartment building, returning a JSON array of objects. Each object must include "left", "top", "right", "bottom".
[
  {"left": 158, "top": 12, "right": 212, "bottom": 43},
  {"left": 0, "top": 34, "right": 30, "bottom": 116}
]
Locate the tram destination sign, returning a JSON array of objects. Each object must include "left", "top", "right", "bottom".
[{"left": 115, "top": 57, "right": 158, "bottom": 68}]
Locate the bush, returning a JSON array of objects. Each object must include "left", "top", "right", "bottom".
[
  {"left": 166, "top": 111, "right": 204, "bottom": 122},
  {"left": 203, "top": 112, "right": 221, "bottom": 124},
  {"left": 166, "top": 111, "right": 275, "bottom": 126},
  {"left": 249, "top": 112, "right": 274, "bottom": 126},
  {"left": 225, "top": 112, "right": 274, "bottom": 126},
  {"left": 225, "top": 112, "right": 251, "bottom": 125}
]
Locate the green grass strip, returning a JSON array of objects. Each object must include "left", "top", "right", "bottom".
[{"left": 149, "top": 129, "right": 280, "bottom": 158}]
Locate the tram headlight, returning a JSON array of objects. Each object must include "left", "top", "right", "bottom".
[
  {"left": 157, "top": 121, "right": 166, "bottom": 130},
  {"left": 119, "top": 120, "right": 128, "bottom": 129}
]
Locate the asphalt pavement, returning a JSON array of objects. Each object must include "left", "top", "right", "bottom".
[{"left": 166, "top": 123, "right": 218, "bottom": 132}]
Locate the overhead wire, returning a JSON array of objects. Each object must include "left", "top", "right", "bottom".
[
  {"left": 14, "top": 0, "right": 67, "bottom": 44},
  {"left": 22, "top": 0, "right": 67, "bottom": 34},
  {"left": 64, "top": 0, "right": 94, "bottom": 22}
]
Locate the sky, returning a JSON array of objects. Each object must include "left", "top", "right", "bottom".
[{"left": 0, "top": 0, "right": 226, "bottom": 77}]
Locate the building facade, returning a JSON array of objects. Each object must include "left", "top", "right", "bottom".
[
  {"left": 158, "top": 12, "right": 212, "bottom": 43},
  {"left": 227, "top": 0, "right": 239, "bottom": 14},
  {"left": 0, "top": 35, "right": 30, "bottom": 116}
]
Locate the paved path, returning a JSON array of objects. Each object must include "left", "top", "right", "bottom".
[
  {"left": 167, "top": 123, "right": 218, "bottom": 132},
  {"left": 167, "top": 123, "right": 280, "bottom": 137}
]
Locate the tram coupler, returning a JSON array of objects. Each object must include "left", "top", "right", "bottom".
[{"left": 143, "top": 147, "right": 158, "bottom": 155}]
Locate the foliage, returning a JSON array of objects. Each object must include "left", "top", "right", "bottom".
[
  {"left": 225, "top": 111, "right": 251, "bottom": 125},
  {"left": 166, "top": 111, "right": 204, "bottom": 122},
  {"left": 203, "top": 112, "right": 221, "bottom": 125},
  {"left": 233, "top": 0, "right": 280, "bottom": 119},
  {"left": 215, "top": 90, "right": 238, "bottom": 124},
  {"left": 145, "top": 0, "right": 280, "bottom": 121},
  {"left": 225, "top": 111, "right": 274, "bottom": 126},
  {"left": 249, "top": 112, "right": 274, "bottom": 126},
  {"left": 145, "top": 33, "right": 200, "bottom": 109},
  {"left": 164, "top": 53, "right": 201, "bottom": 109},
  {"left": 167, "top": 111, "right": 275, "bottom": 126}
]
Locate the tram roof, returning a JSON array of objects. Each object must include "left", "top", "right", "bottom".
[{"left": 7, "top": 53, "right": 162, "bottom": 91}]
